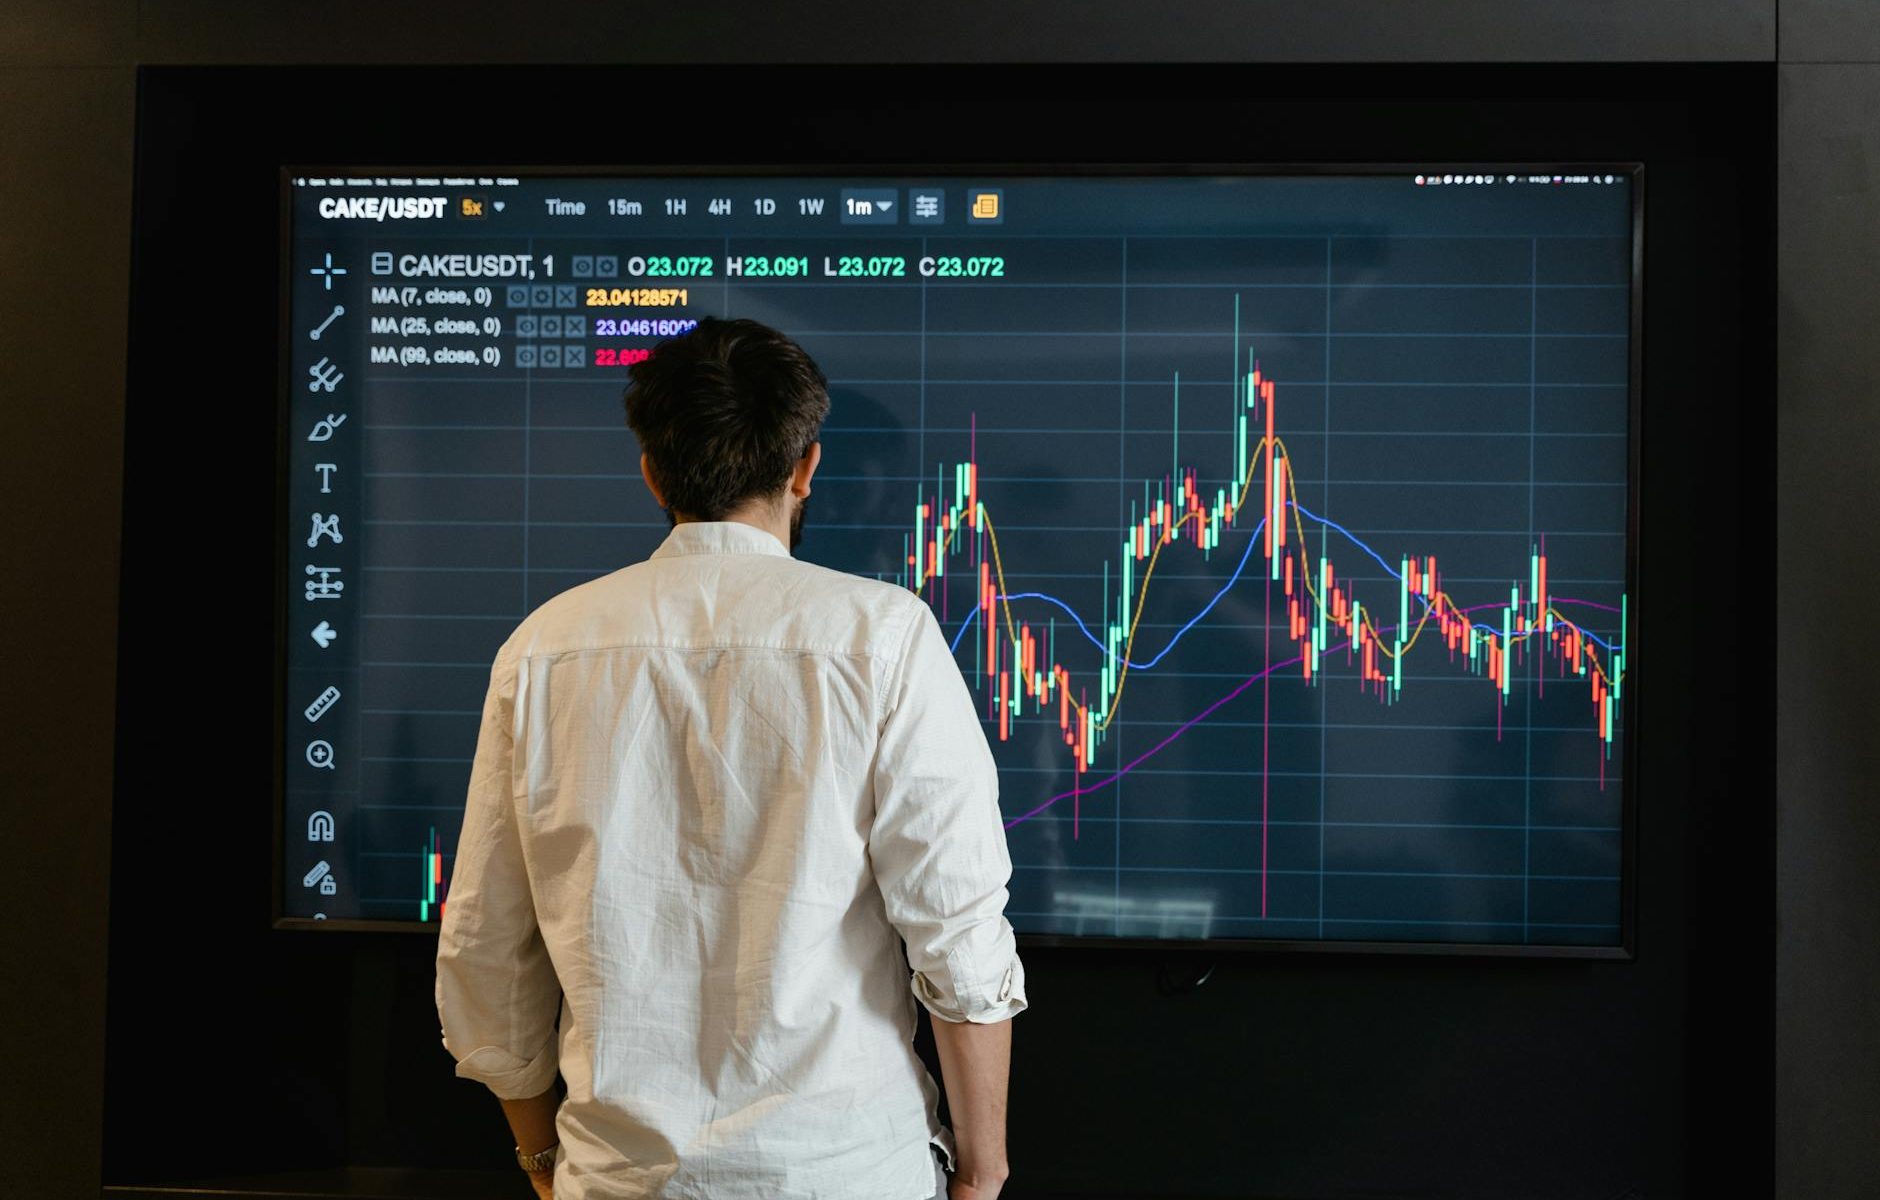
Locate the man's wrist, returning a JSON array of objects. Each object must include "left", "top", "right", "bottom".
[
  {"left": 955, "top": 1163, "right": 1011, "bottom": 1187},
  {"left": 951, "top": 1152, "right": 1009, "bottom": 1184},
  {"left": 515, "top": 1142, "right": 559, "bottom": 1173}
]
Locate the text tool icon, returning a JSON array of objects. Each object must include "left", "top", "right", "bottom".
[
  {"left": 308, "top": 810, "right": 335, "bottom": 842},
  {"left": 968, "top": 190, "right": 1003, "bottom": 224},
  {"left": 306, "top": 740, "right": 336, "bottom": 769},
  {"left": 304, "top": 685, "right": 342, "bottom": 723},
  {"left": 310, "top": 620, "right": 338, "bottom": 649}
]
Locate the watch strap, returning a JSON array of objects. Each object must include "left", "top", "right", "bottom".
[{"left": 516, "top": 1143, "right": 558, "bottom": 1173}]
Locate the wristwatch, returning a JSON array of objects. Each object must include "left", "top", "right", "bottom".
[{"left": 516, "top": 1143, "right": 559, "bottom": 1173}]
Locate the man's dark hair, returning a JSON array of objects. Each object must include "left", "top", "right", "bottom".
[{"left": 623, "top": 317, "right": 830, "bottom": 520}]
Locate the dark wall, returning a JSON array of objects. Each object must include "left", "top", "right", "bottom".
[
  {"left": 1775, "top": 55, "right": 1880, "bottom": 1198},
  {"left": 0, "top": 59, "right": 130, "bottom": 1200},
  {"left": 0, "top": 3, "right": 1872, "bottom": 1200},
  {"left": 1777, "top": 6, "right": 1880, "bottom": 1196}
]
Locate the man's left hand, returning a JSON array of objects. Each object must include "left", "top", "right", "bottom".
[{"left": 526, "top": 1170, "right": 553, "bottom": 1199}]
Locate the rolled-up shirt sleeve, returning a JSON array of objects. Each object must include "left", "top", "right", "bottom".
[
  {"left": 869, "top": 599, "right": 1029, "bottom": 1025},
  {"left": 434, "top": 642, "right": 563, "bottom": 1098}
]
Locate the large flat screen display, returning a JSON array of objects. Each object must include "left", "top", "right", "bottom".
[{"left": 280, "top": 168, "right": 1636, "bottom": 951}]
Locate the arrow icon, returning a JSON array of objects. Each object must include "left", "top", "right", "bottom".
[
  {"left": 492, "top": 200, "right": 505, "bottom": 211},
  {"left": 311, "top": 620, "right": 337, "bottom": 649},
  {"left": 877, "top": 200, "right": 894, "bottom": 211}
]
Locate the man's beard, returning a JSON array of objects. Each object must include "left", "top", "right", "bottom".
[
  {"left": 788, "top": 493, "right": 810, "bottom": 550},
  {"left": 659, "top": 494, "right": 808, "bottom": 549}
]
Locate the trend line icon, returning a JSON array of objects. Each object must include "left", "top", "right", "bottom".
[{"left": 309, "top": 304, "right": 344, "bottom": 340}]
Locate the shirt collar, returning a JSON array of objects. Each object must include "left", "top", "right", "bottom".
[{"left": 649, "top": 520, "right": 791, "bottom": 560}]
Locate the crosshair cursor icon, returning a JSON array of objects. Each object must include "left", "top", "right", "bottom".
[{"left": 309, "top": 252, "right": 346, "bottom": 290}]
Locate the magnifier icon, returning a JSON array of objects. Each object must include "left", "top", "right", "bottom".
[{"left": 306, "top": 740, "right": 336, "bottom": 769}]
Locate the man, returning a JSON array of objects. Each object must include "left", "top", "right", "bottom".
[{"left": 435, "top": 317, "right": 1027, "bottom": 1200}]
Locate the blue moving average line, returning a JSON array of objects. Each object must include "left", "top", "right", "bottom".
[{"left": 942, "top": 504, "right": 1619, "bottom": 665}]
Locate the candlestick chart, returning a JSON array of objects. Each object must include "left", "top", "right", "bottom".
[{"left": 888, "top": 300, "right": 1628, "bottom": 944}]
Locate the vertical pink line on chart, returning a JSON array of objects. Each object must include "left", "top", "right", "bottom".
[{"left": 1262, "top": 534, "right": 1272, "bottom": 919}]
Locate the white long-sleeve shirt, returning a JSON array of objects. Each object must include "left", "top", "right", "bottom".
[{"left": 435, "top": 519, "right": 1027, "bottom": 1200}]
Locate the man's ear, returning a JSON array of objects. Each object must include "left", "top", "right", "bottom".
[
  {"left": 639, "top": 452, "right": 667, "bottom": 508},
  {"left": 791, "top": 441, "right": 822, "bottom": 498}
]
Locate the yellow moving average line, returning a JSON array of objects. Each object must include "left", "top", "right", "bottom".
[
  {"left": 912, "top": 429, "right": 1620, "bottom": 737},
  {"left": 1272, "top": 432, "right": 1621, "bottom": 691}
]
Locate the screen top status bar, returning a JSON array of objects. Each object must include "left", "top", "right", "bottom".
[{"left": 290, "top": 170, "right": 1632, "bottom": 235}]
